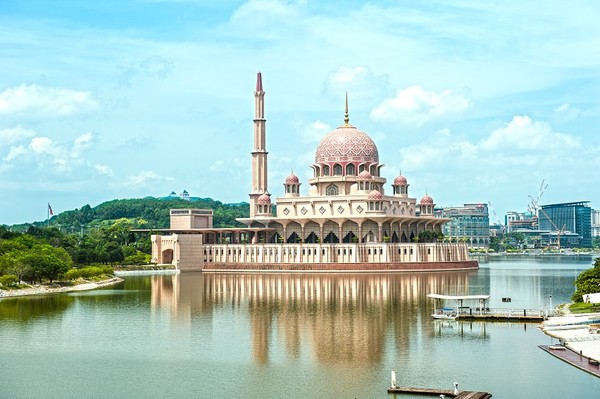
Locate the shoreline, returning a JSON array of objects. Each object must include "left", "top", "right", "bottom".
[{"left": 0, "top": 276, "right": 124, "bottom": 298}]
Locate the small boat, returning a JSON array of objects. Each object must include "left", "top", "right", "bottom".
[
  {"left": 432, "top": 308, "right": 457, "bottom": 320},
  {"left": 548, "top": 345, "right": 566, "bottom": 350}
]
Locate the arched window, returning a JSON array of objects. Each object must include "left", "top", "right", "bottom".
[
  {"left": 323, "top": 165, "right": 330, "bottom": 176},
  {"left": 333, "top": 164, "right": 343, "bottom": 175},
  {"left": 370, "top": 164, "right": 377, "bottom": 176},
  {"left": 358, "top": 164, "right": 365, "bottom": 173},
  {"left": 346, "top": 164, "right": 355, "bottom": 175},
  {"left": 326, "top": 184, "right": 339, "bottom": 196}
]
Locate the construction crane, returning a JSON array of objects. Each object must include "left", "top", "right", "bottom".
[
  {"left": 528, "top": 180, "right": 566, "bottom": 249},
  {"left": 538, "top": 207, "right": 567, "bottom": 249},
  {"left": 487, "top": 201, "right": 502, "bottom": 226}
]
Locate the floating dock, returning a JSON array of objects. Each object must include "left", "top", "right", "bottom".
[
  {"left": 456, "top": 312, "right": 546, "bottom": 322},
  {"left": 387, "top": 386, "right": 492, "bottom": 398}
]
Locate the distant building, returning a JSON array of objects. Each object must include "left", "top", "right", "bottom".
[
  {"left": 538, "top": 201, "right": 592, "bottom": 248},
  {"left": 592, "top": 209, "right": 600, "bottom": 238},
  {"left": 438, "top": 203, "right": 490, "bottom": 248},
  {"left": 505, "top": 211, "right": 537, "bottom": 232}
]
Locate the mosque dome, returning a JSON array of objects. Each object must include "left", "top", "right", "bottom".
[
  {"left": 420, "top": 194, "right": 434, "bottom": 205},
  {"left": 357, "top": 170, "right": 373, "bottom": 180},
  {"left": 315, "top": 125, "right": 379, "bottom": 164},
  {"left": 285, "top": 173, "right": 300, "bottom": 184},
  {"left": 368, "top": 190, "right": 383, "bottom": 200},
  {"left": 393, "top": 175, "right": 408, "bottom": 186},
  {"left": 257, "top": 193, "right": 272, "bottom": 204}
]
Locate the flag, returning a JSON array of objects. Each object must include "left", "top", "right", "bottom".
[{"left": 48, "top": 203, "right": 54, "bottom": 216}]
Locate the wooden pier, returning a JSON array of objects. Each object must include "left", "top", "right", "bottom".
[
  {"left": 539, "top": 345, "right": 600, "bottom": 378},
  {"left": 388, "top": 386, "right": 492, "bottom": 398}
]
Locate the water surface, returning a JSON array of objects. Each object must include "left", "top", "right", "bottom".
[{"left": 1, "top": 255, "right": 598, "bottom": 398}]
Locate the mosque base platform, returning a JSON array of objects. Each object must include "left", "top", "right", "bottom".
[{"left": 196, "top": 260, "right": 479, "bottom": 273}]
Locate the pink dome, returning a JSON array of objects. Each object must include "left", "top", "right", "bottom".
[
  {"left": 393, "top": 175, "right": 407, "bottom": 185},
  {"left": 357, "top": 170, "right": 372, "bottom": 180},
  {"left": 257, "top": 193, "right": 271, "bottom": 204},
  {"left": 315, "top": 126, "right": 379, "bottom": 164},
  {"left": 420, "top": 194, "right": 434, "bottom": 205},
  {"left": 285, "top": 173, "right": 299, "bottom": 184},
  {"left": 367, "top": 190, "right": 383, "bottom": 200}
]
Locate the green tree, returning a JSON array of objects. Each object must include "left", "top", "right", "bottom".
[{"left": 572, "top": 258, "right": 600, "bottom": 302}]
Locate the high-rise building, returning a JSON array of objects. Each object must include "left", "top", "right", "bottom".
[
  {"left": 538, "top": 201, "right": 592, "bottom": 248},
  {"left": 592, "top": 209, "right": 600, "bottom": 238},
  {"left": 438, "top": 203, "right": 490, "bottom": 248}
]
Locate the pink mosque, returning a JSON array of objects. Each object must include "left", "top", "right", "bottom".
[{"left": 151, "top": 73, "right": 477, "bottom": 272}]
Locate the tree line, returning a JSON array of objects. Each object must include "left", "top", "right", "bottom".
[{"left": 0, "top": 197, "right": 250, "bottom": 286}]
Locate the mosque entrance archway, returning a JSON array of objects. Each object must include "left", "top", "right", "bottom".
[{"left": 161, "top": 249, "right": 173, "bottom": 264}]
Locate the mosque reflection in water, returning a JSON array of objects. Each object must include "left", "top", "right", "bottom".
[{"left": 149, "top": 271, "right": 486, "bottom": 364}]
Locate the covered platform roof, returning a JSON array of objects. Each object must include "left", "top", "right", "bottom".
[{"left": 427, "top": 294, "right": 490, "bottom": 301}]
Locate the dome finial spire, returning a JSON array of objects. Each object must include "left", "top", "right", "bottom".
[{"left": 344, "top": 92, "right": 350, "bottom": 126}]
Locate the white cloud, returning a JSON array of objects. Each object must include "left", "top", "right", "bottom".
[
  {"left": 301, "top": 120, "right": 331, "bottom": 143},
  {"left": 126, "top": 171, "right": 173, "bottom": 187},
  {"left": 370, "top": 86, "right": 471, "bottom": 126},
  {"left": 480, "top": 115, "right": 580, "bottom": 151},
  {"left": 74, "top": 132, "right": 94, "bottom": 146},
  {"left": 2, "top": 131, "right": 99, "bottom": 173},
  {"left": 209, "top": 160, "right": 224, "bottom": 171},
  {"left": 95, "top": 164, "right": 114, "bottom": 176},
  {"left": 230, "top": 0, "right": 305, "bottom": 31},
  {"left": 0, "top": 84, "right": 98, "bottom": 117},
  {"left": 118, "top": 55, "right": 174, "bottom": 88},
  {"left": 398, "top": 128, "right": 477, "bottom": 170},
  {"left": 323, "top": 65, "right": 391, "bottom": 102},
  {"left": 4, "top": 145, "right": 27, "bottom": 162},
  {"left": 554, "top": 103, "right": 581, "bottom": 120},
  {"left": 0, "top": 126, "right": 36, "bottom": 145}
]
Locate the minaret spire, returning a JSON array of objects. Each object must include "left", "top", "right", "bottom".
[
  {"left": 256, "top": 71, "right": 263, "bottom": 92},
  {"left": 249, "top": 71, "right": 269, "bottom": 219}
]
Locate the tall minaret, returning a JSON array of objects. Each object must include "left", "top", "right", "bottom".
[{"left": 249, "top": 71, "right": 269, "bottom": 218}]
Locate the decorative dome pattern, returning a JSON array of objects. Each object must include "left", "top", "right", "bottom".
[
  {"left": 393, "top": 175, "right": 407, "bottom": 185},
  {"left": 285, "top": 173, "right": 300, "bottom": 184},
  {"left": 368, "top": 190, "right": 383, "bottom": 200},
  {"left": 420, "top": 194, "right": 434, "bottom": 205},
  {"left": 257, "top": 193, "right": 272, "bottom": 204},
  {"left": 315, "top": 126, "right": 379, "bottom": 164},
  {"left": 357, "top": 170, "right": 372, "bottom": 180}
]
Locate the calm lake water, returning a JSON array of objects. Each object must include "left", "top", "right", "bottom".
[{"left": 1, "top": 256, "right": 599, "bottom": 398}]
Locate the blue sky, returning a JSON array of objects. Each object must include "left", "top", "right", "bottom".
[{"left": 1, "top": 0, "right": 599, "bottom": 225}]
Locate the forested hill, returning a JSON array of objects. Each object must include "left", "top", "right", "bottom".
[{"left": 8, "top": 197, "right": 250, "bottom": 232}]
